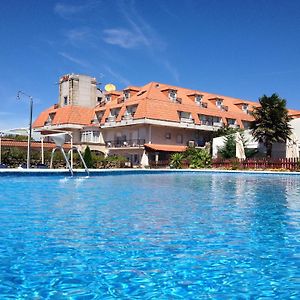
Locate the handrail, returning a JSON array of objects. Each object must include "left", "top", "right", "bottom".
[
  {"left": 50, "top": 146, "right": 73, "bottom": 176},
  {"left": 67, "top": 146, "right": 89, "bottom": 176}
]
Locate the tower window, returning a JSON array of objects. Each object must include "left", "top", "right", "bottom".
[{"left": 64, "top": 96, "right": 68, "bottom": 105}]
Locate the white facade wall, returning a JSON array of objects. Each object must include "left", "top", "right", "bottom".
[
  {"left": 59, "top": 74, "right": 102, "bottom": 108},
  {"left": 150, "top": 126, "right": 206, "bottom": 146},
  {"left": 103, "top": 125, "right": 150, "bottom": 143}
]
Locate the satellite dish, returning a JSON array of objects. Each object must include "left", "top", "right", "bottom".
[{"left": 105, "top": 83, "right": 116, "bottom": 92}]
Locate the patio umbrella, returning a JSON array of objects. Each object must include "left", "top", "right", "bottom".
[
  {"left": 286, "top": 133, "right": 299, "bottom": 159},
  {"left": 140, "top": 150, "right": 149, "bottom": 167},
  {"left": 50, "top": 133, "right": 66, "bottom": 147},
  {"left": 236, "top": 132, "right": 246, "bottom": 160}
]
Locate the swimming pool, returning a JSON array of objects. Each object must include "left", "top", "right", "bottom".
[{"left": 0, "top": 172, "right": 299, "bottom": 298}]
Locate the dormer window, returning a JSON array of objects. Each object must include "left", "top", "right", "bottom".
[
  {"left": 45, "top": 112, "right": 56, "bottom": 126},
  {"left": 105, "top": 94, "right": 111, "bottom": 102},
  {"left": 195, "top": 94, "right": 203, "bottom": 104},
  {"left": 242, "top": 104, "right": 249, "bottom": 113},
  {"left": 94, "top": 111, "right": 104, "bottom": 124},
  {"left": 169, "top": 90, "right": 177, "bottom": 101},
  {"left": 227, "top": 118, "right": 237, "bottom": 127},
  {"left": 216, "top": 98, "right": 223, "bottom": 108},
  {"left": 179, "top": 111, "right": 194, "bottom": 124},
  {"left": 123, "top": 105, "right": 137, "bottom": 120},
  {"left": 124, "top": 90, "right": 130, "bottom": 100}
]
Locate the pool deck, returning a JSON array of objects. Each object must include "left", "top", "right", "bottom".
[{"left": 0, "top": 168, "right": 300, "bottom": 176}]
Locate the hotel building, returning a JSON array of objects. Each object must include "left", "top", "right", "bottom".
[{"left": 33, "top": 74, "right": 300, "bottom": 166}]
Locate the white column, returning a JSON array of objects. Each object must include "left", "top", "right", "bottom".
[
  {"left": 0, "top": 135, "right": 2, "bottom": 164},
  {"left": 70, "top": 135, "right": 73, "bottom": 169},
  {"left": 41, "top": 138, "right": 44, "bottom": 164}
]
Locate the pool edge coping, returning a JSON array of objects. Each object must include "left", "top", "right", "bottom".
[{"left": 1, "top": 168, "right": 300, "bottom": 176}]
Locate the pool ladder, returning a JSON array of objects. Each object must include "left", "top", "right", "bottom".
[{"left": 50, "top": 146, "right": 89, "bottom": 177}]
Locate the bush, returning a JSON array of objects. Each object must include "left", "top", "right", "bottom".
[
  {"left": 187, "top": 148, "right": 211, "bottom": 169},
  {"left": 169, "top": 147, "right": 212, "bottom": 169},
  {"left": 83, "top": 146, "right": 93, "bottom": 168},
  {"left": 170, "top": 153, "right": 184, "bottom": 169}
]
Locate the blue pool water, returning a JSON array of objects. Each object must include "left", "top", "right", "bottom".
[{"left": 0, "top": 172, "right": 299, "bottom": 299}]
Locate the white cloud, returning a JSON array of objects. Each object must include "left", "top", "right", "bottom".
[
  {"left": 162, "top": 60, "right": 180, "bottom": 83},
  {"left": 102, "top": 28, "right": 147, "bottom": 49},
  {"left": 58, "top": 52, "right": 90, "bottom": 68},
  {"left": 102, "top": 1, "right": 165, "bottom": 50},
  {"left": 66, "top": 28, "right": 90, "bottom": 42},
  {"left": 104, "top": 66, "right": 131, "bottom": 87},
  {"left": 54, "top": 2, "right": 96, "bottom": 19}
]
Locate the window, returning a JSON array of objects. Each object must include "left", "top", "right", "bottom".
[
  {"left": 169, "top": 90, "right": 177, "bottom": 101},
  {"left": 176, "top": 134, "right": 183, "bottom": 144},
  {"left": 216, "top": 99, "right": 223, "bottom": 107},
  {"left": 97, "top": 97, "right": 102, "bottom": 103},
  {"left": 81, "top": 131, "right": 100, "bottom": 143},
  {"left": 105, "top": 94, "right": 111, "bottom": 102},
  {"left": 124, "top": 90, "right": 130, "bottom": 100},
  {"left": 242, "top": 121, "right": 251, "bottom": 129},
  {"left": 195, "top": 95, "right": 203, "bottom": 104},
  {"left": 227, "top": 118, "right": 236, "bottom": 125},
  {"left": 242, "top": 104, "right": 249, "bottom": 113},
  {"left": 64, "top": 96, "right": 68, "bottom": 105},
  {"left": 165, "top": 133, "right": 171, "bottom": 139}
]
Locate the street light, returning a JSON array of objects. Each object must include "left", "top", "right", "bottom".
[{"left": 17, "top": 91, "right": 33, "bottom": 169}]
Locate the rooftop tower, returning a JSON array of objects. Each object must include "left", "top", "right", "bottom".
[{"left": 58, "top": 74, "right": 103, "bottom": 108}]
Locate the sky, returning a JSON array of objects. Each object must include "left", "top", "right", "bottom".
[{"left": 0, "top": 0, "right": 300, "bottom": 129}]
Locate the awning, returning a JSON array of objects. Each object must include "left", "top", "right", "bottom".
[
  {"left": 0, "top": 139, "right": 71, "bottom": 150},
  {"left": 144, "top": 143, "right": 187, "bottom": 152}
]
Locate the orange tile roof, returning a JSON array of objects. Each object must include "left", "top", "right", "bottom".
[
  {"left": 33, "top": 105, "right": 94, "bottom": 128},
  {"left": 144, "top": 143, "right": 187, "bottom": 152},
  {"left": 0, "top": 139, "right": 71, "bottom": 150},
  {"left": 34, "top": 81, "right": 300, "bottom": 130}
]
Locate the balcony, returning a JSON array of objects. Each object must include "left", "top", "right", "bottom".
[
  {"left": 213, "top": 122, "right": 223, "bottom": 127},
  {"left": 106, "top": 116, "right": 116, "bottom": 123},
  {"left": 106, "top": 139, "right": 146, "bottom": 148},
  {"left": 221, "top": 105, "right": 229, "bottom": 111},
  {"left": 122, "top": 114, "right": 133, "bottom": 121},
  {"left": 180, "top": 117, "right": 194, "bottom": 124}
]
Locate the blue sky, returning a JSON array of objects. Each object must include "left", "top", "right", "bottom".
[{"left": 0, "top": 0, "right": 300, "bottom": 129}]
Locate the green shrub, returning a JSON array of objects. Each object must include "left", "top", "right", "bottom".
[
  {"left": 83, "top": 146, "right": 93, "bottom": 168},
  {"left": 170, "top": 153, "right": 184, "bottom": 169},
  {"left": 219, "top": 134, "right": 236, "bottom": 159},
  {"left": 188, "top": 149, "right": 211, "bottom": 169}
]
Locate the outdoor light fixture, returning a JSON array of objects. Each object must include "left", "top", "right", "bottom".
[{"left": 17, "top": 91, "right": 33, "bottom": 169}]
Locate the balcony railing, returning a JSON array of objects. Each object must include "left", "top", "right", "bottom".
[
  {"left": 228, "top": 124, "right": 239, "bottom": 128},
  {"left": 122, "top": 114, "right": 133, "bottom": 120},
  {"left": 106, "top": 116, "right": 116, "bottom": 123},
  {"left": 106, "top": 139, "right": 146, "bottom": 148},
  {"left": 180, "top": 117, "right": 194, "bottom": 124},
  {"left": 213, "top": 122, "right": 223, "bottom": 127}
]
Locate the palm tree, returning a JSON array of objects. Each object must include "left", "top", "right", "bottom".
[{"left": 250, "top": 94, "right": 292, "bottom": 157}]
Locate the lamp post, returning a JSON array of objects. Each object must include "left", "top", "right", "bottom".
[
  {"left": 17, "top": 91, "right": 33, "bottom": 169},
  {"left": 0, "top": 132, "right": 3, "bottom": 165}
]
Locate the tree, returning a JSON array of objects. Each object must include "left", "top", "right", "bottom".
[
  {"left": 219, "top": 134, "right": 236, "bottom": 159},
  {"left": 214, "top": 125, "right": 240, "bottom": 138},
  {"left": 83, "top": 146, "right": 93, "bottom": 168},
  {"left": 250, "top": 94, "right": 292, "bottom": 157}
]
